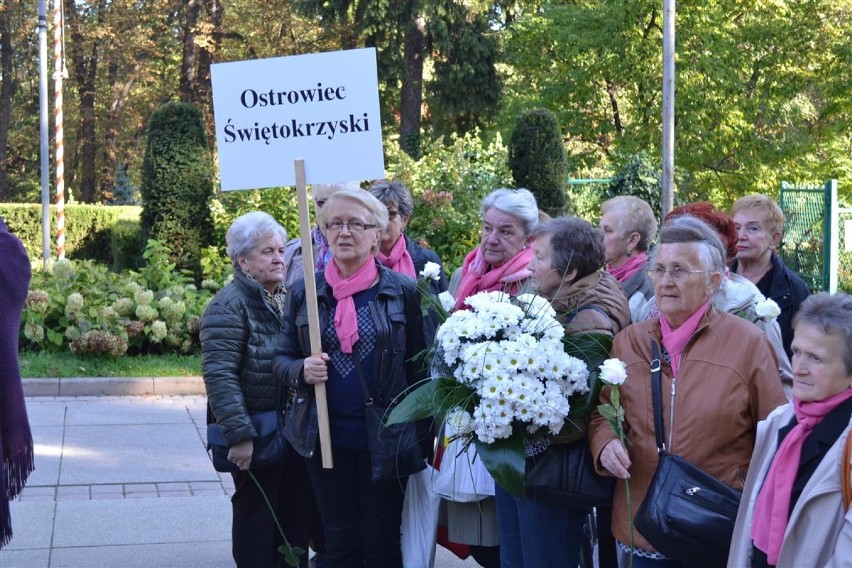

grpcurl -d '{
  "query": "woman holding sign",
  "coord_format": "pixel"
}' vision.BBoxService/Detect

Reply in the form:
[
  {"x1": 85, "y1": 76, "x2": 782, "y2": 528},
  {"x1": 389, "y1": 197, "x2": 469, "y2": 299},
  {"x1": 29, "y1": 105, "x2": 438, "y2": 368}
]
[{"x1": 274, "y1": 187, "x2": 429, "y2": 567}]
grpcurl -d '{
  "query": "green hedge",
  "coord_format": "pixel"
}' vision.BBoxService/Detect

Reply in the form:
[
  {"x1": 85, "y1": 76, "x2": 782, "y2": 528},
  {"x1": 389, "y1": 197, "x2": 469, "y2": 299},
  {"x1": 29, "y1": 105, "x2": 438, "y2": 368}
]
[{"x1": 0, "y1": 204, "x2": 142, "y2": 269}]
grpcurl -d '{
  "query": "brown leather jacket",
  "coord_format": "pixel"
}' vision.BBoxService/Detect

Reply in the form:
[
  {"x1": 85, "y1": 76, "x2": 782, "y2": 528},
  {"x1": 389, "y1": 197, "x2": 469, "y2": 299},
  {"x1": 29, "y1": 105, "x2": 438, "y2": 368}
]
[{"x1": 589, "y1": 306, "x2": 787, "y2": 553}]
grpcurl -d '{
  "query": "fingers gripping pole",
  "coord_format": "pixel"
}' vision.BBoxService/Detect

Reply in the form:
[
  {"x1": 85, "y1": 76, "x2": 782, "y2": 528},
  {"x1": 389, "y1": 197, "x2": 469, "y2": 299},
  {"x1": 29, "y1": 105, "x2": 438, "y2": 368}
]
[{"x1": 295, "y1": 160, "x2": 333, "y2": 468}]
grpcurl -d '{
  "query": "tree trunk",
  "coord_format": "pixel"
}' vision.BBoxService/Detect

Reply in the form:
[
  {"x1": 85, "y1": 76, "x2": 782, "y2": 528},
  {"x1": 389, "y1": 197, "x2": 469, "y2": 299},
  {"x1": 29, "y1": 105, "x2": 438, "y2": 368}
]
[
  {"x1": 196, "y1": 0, "x2": 221, "y2": 137},
  {"x1": 400, "y1": 13, "x2": 425, "y2": 159},
  {"x1": 180, "y1": 0, "x2": 201, "y2": 104},
  {"x1": 0, "y1": 2, "x2": 14, "y2": 200}
]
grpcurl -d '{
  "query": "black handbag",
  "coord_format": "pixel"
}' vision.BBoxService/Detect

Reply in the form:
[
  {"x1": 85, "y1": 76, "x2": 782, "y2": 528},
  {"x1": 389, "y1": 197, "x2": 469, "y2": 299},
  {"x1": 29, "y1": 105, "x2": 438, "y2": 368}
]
[
  {"x1": 633, "y1": 343, "x2": 742, "y2": 568},
  {"x1": 354, "y1": 343, "x2": 426, "y2": 483},
  {"x1": 525, "y1": 439, "x2": 615, "y2": 508},
  {"x1": 206, "y1": 409, "x2": 287, "y2": 473}
]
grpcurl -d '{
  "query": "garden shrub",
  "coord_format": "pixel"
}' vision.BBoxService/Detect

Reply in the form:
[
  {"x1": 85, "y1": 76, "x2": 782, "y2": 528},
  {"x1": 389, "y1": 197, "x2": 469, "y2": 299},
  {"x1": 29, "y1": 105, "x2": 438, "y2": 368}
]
[
  {"x1": 140, "y1": 102, "x2": 215, "y2": 280},
  {"x1": 605, "y1": 152, "x2": 664, "y2": 215},
  {"x1": 209, "y1": 187, "x2": 301, "y2": 253},
  {"x1": 385, "y1": 131, "x2": 514, "y2": 272},
  {"x1": 508, "y1": 108, "x2": 568, "y2": 217},
  {"x1": 21, "y1": 239, "x2": 223, "y2": 356},
  {"x1": 0, "y1": 204, "x2": 141, "y2": 266}
]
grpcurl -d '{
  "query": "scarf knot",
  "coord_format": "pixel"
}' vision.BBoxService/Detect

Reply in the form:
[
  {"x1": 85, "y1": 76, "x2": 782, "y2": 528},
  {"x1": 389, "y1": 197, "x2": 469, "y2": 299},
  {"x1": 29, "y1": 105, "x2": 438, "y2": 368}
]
[
  {"x1": 454, "y1": 246, "x2": 534, "y2": 311},
  {"x1": 607, "y1": 252, "x2": 648, "y2": 284},
  {"x1": 377, "y1": 235, "x2": 416, "y2": 278},
  {"x1": 324, "y1": 259, "x2": 379, "y2": 353}
]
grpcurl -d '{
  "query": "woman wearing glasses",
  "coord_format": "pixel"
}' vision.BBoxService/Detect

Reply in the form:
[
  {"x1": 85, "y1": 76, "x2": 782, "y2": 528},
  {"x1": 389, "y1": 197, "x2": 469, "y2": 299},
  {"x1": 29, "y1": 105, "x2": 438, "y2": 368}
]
[
  {"x1": 273, "y1": 188, "x2": 428, "y2": 567},
  {"x1": 589, "y1": 216, "x2": 786, "y2": 567}
]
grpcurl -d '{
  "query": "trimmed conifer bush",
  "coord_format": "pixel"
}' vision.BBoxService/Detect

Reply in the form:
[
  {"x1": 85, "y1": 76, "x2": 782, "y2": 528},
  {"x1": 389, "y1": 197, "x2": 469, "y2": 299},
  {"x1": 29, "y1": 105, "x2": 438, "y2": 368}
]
[
  {"x1": 139, "y1": 102, "x2": 215, "y2": 279},
  {"x1": 508, "y1": 108, "x2": 568, "y2": 217}
]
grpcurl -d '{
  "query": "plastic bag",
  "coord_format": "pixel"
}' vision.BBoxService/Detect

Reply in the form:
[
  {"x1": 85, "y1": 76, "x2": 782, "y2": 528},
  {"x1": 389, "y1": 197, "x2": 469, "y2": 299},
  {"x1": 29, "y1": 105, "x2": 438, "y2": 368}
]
[
  {"x1": 432, "y1": 438, "x2": 494, "y2": 502},
  {"x1": 401, "y1": 465, "x2": 440, "y2": 568}
]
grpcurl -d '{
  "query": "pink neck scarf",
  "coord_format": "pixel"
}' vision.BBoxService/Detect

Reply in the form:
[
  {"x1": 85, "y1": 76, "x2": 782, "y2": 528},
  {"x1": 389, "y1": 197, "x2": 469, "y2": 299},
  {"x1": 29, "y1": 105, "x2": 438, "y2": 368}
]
[
  {"x1": 607, "y1": 252, "x2": 648, "y2": 284},
  {"x1": 454, "y1": 246, "x2": 534, "y2": 311},
  {"x1": 324, "y1": 258, "x2": 379, "y2": 353},
  {"x1": 659, "y1": 300, "x2": 710, "y2": 377},
  {"x1": 751, "y1": 388, "x2": 852, "y2": 564},
  {"x1": 377, "y1": 235, "x2": 416, "y2": 279}
]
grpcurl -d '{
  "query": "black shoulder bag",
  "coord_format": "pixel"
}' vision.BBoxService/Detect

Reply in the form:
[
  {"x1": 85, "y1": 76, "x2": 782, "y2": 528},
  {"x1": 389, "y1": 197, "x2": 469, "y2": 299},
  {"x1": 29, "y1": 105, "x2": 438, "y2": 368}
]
[
  {"x1": 354, "y1": 343, "x2": 425, "y2": 483},
  {"x1": 633, "y1": 342, "x2": 741, "y2": 568}
]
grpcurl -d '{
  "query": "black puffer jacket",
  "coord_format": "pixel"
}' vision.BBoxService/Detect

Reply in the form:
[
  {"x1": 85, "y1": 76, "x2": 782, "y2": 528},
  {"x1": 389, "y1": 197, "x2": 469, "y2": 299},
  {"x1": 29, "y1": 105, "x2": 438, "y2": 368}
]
[
  {"x1": 200, "y1": 269, "x2": 283, "y2": 447},
  {"x1": 273, "y1": 261, "x2": 428, "y2": 459}
]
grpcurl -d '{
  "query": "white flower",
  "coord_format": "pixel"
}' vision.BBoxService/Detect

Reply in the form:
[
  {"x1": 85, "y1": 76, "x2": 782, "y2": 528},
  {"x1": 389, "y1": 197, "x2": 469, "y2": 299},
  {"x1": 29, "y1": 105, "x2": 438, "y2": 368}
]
[
  {"x1": 438, "y1": 291, "x2": 456, "y2": 312},
  {"x1": 754, "y1": 298, "x2": 781, "y2": 321},
  {"x1": 419, "y1": 262, "x2": 442, "y2": 281},
  {"x1": 446, "y1": 407, "x2": 474, "y2": 436},
  {"x1": 599, "y1": 358, "x2": 628, "y2": 386}
]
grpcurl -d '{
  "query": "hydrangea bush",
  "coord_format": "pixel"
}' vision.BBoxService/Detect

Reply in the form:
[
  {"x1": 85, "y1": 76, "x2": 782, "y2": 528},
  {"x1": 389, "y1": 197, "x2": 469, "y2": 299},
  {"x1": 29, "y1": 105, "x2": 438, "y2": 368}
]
[{"x1": 21, "y1": 239, "x2": 231, "y2": 357}]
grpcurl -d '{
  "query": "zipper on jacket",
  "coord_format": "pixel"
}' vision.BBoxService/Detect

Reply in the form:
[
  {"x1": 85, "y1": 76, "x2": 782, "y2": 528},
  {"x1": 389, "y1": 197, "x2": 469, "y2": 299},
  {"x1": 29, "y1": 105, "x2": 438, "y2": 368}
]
[{"x1": 669, "y1": 376, "x2": 677, "y2": 450}]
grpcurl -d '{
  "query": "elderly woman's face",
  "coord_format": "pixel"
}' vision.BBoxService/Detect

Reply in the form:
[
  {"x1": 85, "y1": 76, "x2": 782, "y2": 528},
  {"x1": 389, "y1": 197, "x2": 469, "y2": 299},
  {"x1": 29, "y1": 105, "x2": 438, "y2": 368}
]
[
  {"x1": 529, "y1": 234, "x2": 568, "y2": 298},
  {"x1": 652, "y1": 243, "x2": 719, "y2": 327},
  {"x1": 379, "y1": 200, "x2": 410, "y2": 251},
  {"x1": 323, "y1": 198, "x2": 380, "y2": 271},
  {"x1": 600, "y1": 211, "x2": 634, "y2": 267},
  {"x1": 480, "y1": 207, "x2": 529, "y2": 268},
  {"x1": 790, "y1": 323, "x2": 852, "y2": 403},
  {"x1": 238, "y1": 235, "x2": 286, "y2": 292}
]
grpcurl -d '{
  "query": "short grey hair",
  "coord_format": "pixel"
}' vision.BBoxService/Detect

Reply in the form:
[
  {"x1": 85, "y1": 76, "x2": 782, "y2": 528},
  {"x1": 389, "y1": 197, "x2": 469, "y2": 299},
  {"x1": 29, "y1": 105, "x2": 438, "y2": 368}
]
[
  {"x1": 320, "y1": 187, "x2": 389, "y2": 230},
  {"x1": 658, "y1": 215, "x2": 726, "y2": 275},
  {"x1": 368, "y1": 180, "x2": 414, "y2": 217},
  {"x1": 532, "y1": 216, "x2": 605, "y2": 280},
  {"x1": 793, "y1": 292, "x2": 852, "y2": 374},
  {"x1": 481, "y1": 188, "x2": 539, "y2": 236},
  {"x1": 600, "y1": 195, "x2": 658, "y2": 253},
  {"x1": 225, "y1": 211, "x2": 288, "y2": 268}
]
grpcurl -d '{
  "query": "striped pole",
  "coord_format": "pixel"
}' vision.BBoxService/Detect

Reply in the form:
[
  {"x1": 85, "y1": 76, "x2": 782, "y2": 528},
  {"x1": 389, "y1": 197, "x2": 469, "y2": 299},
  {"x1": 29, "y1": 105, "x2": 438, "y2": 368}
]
[{"x1": 53, "y1": 0, "x2": 65, "y2": 260}]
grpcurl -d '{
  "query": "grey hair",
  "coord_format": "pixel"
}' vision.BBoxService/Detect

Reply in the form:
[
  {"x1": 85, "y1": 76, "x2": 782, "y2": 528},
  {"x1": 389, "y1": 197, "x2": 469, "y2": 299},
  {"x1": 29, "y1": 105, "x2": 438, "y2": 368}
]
[
  {"x1": 600, "y1": 195, "x2": 658, "y2": 253},
  {"x1": 311, "y1": 181, "x2": 362, "y2": 197},
  {"x1": 225, "y1": 211, "x2": 288, "y2": 268},
  {"x1": 481, "y1": 188, "x2": 539, "y2": 236},
  {"x1": 658, "y1": 215, "x2": 727, "y2": 275},
  {"x1": 532, "y1": 216, "x2": 605, "y2": 280},
  {"x1": 793, "y1": 292, "x2": 852, "y2": 374},
  {"x1": 368, "y1": 180, "x2": 414, "y2": 217},
  {"x1": 320, "y1": 187, "x2": 390, "y2": 230}
]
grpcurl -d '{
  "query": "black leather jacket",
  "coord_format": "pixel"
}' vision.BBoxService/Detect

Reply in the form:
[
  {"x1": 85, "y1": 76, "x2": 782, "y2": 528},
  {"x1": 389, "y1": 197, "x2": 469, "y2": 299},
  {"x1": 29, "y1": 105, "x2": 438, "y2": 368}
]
[
  {"x1": 273, "y1": 261, "x2": 428, "y2": 458},
  {"x1": 200, "y1": 269, "x2": 283, "y2": 447}
]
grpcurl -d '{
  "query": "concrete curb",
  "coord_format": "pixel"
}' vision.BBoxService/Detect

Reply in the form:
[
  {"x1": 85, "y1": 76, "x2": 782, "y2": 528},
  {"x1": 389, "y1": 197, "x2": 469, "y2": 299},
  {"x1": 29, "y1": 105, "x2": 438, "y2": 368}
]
[{"x1": 22, "y1": 376, "x2": 206, "y2": 397}]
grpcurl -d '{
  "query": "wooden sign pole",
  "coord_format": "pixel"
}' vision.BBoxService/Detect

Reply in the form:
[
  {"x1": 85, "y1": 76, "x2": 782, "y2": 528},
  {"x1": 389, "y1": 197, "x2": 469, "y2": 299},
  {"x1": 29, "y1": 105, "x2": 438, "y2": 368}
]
[{"x1": 294, "y1": 159, "x2": 333, "y2": 468}]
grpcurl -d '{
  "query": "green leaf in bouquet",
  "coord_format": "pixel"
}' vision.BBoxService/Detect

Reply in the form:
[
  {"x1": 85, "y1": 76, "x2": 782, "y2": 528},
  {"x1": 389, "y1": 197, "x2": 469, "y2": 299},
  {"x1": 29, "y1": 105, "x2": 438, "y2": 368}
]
[
  {"x1": 564, "y1": 332, "x2": 614, "y2": 419},
  {"x1": 474, "y1": 431, "x2": 526, "y2": 497},
  {"x1": 386, "y1": 379, "x2": 442, "y2": 424}
]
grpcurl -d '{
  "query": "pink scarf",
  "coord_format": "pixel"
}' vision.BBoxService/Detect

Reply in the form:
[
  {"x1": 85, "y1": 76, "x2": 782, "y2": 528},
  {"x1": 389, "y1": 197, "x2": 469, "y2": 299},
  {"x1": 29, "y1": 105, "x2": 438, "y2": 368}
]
[
  {"x1": 454, "y1": 246, "x2": 534, "y2": 311},
  {"x1": 659, "y1": 300, "x2": 710, "y2": 377},
  {"x1": 751, "y1": 388, "x2": 852, "y2": 564},
  {"x1": 607, "y1": 252, "x2": 648, "y2": 284},
  {"x1": 324, "y1": 258, "x2": 379, "y2": 353},
  {"x1": 377, "y1": 235, "x2": 416, "y2": 278}
]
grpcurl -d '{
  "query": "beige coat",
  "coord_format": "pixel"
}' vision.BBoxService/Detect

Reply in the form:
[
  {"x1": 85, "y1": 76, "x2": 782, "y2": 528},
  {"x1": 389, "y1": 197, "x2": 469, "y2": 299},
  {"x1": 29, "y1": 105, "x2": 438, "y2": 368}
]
[{"x1": 728, "y1": 404, "x2": 852, "y2": 567}]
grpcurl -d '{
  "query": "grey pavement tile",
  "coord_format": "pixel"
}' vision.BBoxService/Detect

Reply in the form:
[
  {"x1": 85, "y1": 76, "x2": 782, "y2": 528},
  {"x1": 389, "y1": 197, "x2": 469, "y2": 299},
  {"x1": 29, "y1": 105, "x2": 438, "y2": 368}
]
[
  {"x1": 156, "y1": 482, "x2": 190, "y2": 493},
  {"x1": 51, "y1": 496, "x2": 231, "y2": 547},
  {"x1": 0, "y1": 547, "x2": 51, "y2": 568},
  {"x1": 18, "y1": 486, "x2": 56, "y2": 502},
  {"x1": 49, "y1": 541, "x2": 233, "y2": 568},
  {"x1": 56, "y1": 486, "x2": 90, "y2": 501},
  {"x1": 25, "y1": 427, "x2": 64, "y2": 487},
  {"x1": 62, "y1": 398, "x2": 195, "y2": 426},
  {"x1": 58, "y1": 423, "x2": 219, "y2": 485},
  {"x1": 2, "y1": 500, "x2": 56, "y2": 550},
  {"x1": 90, "y1": 484, "x2": 124, "y2": 496},
  {"x1": 23, "y1": 400, "x2": 68, "y2": 427}
]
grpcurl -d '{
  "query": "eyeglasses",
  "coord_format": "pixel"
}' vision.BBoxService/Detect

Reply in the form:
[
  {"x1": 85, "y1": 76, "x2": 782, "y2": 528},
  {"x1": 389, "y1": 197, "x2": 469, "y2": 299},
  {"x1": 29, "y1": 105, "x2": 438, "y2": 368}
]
[
  {"x1": 387, "y1": 210, "x2": 399, "y2": 221},
  {"x1": 647, "y1": 266, "x2": 709, "y2": 282},
  {"x1": 325, "y1": 220, "x2": 377, "y2": 233}
]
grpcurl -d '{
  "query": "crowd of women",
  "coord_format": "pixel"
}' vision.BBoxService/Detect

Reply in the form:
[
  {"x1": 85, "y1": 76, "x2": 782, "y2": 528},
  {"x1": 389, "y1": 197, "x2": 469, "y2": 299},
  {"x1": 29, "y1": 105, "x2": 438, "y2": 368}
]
[{"x1": 199, "y1": 180, "x2": 850, "y2": 568}]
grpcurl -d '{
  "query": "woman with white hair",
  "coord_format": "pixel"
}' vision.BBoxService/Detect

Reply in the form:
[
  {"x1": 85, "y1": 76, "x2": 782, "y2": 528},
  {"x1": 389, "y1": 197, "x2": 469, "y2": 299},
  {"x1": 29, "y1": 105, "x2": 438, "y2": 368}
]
[
  {"x1": 200, "y1": 211, "x2": 311, "y2": 567},
  {"x1": 274, "y1": 188, "x2": 429, "y2": 566}
]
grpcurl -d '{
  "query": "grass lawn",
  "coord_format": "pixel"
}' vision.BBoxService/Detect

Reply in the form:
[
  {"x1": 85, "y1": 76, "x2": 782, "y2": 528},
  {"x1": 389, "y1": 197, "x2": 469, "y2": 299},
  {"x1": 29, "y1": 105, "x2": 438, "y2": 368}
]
[{"x1": 19, "y1": 351, "x2": 201, "y2": 378}]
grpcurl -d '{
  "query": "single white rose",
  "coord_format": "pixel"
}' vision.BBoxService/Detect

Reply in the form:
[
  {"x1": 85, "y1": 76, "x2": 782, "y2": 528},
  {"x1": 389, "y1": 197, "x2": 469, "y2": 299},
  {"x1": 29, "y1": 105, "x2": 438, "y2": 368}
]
[
  {"x1": 598, "y1": 358, "x2": 628, "y2": 386},
  {"x1": 438, "y1": 291, "x2": 456, "y2": 312},
  {"x1": 420, "y1": 261, "x2": 442, "y2": 281},
  {"x1": 754, "y1": 298, "x2": 781, "y2": 321}
]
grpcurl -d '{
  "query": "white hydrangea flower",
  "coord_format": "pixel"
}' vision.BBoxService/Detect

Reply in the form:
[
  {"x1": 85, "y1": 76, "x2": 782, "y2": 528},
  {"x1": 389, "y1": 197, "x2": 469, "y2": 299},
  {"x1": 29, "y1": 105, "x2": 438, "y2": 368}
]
[{"x1": 150, "y1": 320, "x2": 168, "y2": 343}]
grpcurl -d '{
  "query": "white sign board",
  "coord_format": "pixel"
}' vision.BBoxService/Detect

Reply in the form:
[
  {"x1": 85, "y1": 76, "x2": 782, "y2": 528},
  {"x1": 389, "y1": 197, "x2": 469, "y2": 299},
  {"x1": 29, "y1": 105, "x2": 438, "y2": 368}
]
[{"x1": 211, "y1": 48, "x2": 385, "y2": 190}]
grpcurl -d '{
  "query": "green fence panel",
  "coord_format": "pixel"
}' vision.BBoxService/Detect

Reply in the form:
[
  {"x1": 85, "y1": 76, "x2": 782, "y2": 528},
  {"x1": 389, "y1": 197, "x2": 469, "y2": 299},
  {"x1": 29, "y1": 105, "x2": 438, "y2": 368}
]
[{"x1": 779, "y1": 180, "x2": 834, "y2": 293}]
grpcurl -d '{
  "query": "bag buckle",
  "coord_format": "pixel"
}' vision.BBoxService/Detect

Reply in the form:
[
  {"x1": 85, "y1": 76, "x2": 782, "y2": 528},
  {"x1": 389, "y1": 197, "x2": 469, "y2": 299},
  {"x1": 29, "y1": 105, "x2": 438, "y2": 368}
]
[
  {"x1": 685, "y1": 486, "x2": 701, "y2": 496},
  {"x1": 650, "y1": 358, "x2": 661, "y2": 373}
]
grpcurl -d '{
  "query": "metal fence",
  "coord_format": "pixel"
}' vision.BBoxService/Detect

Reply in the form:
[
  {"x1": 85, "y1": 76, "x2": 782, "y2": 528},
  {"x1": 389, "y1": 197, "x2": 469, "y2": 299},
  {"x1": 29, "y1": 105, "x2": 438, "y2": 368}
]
[{"x1": 779, "y1": 180, "x2": 839, "y2": 293}]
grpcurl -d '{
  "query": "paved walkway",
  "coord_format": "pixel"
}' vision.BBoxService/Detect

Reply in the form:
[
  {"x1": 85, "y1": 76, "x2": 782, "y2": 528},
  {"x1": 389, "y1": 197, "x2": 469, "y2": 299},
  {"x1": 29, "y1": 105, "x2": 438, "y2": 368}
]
[{"x1": 0, "y1": 379, "x2": 477, "y2": 568}]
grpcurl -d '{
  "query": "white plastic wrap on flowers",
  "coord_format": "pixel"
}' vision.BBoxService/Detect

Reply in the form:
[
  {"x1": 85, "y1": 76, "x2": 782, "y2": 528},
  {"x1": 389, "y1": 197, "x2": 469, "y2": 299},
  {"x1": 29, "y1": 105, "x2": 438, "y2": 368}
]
[{"x1": 435, "y1": 291, "x2": 589, "y2": 444}]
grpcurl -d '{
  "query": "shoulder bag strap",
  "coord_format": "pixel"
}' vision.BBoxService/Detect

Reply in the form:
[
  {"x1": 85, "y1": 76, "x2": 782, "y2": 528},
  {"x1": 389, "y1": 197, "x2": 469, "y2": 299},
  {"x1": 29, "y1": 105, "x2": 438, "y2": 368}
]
[
  {"x1": 351, "y1": 342, "x2": 373, "y2": 408},
  {"x1": 650, "y1": 341, "x2": 666, "y2": 454},
  {"x1": 842, "y1": 430, "x2": 852, "y2": 510}
]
